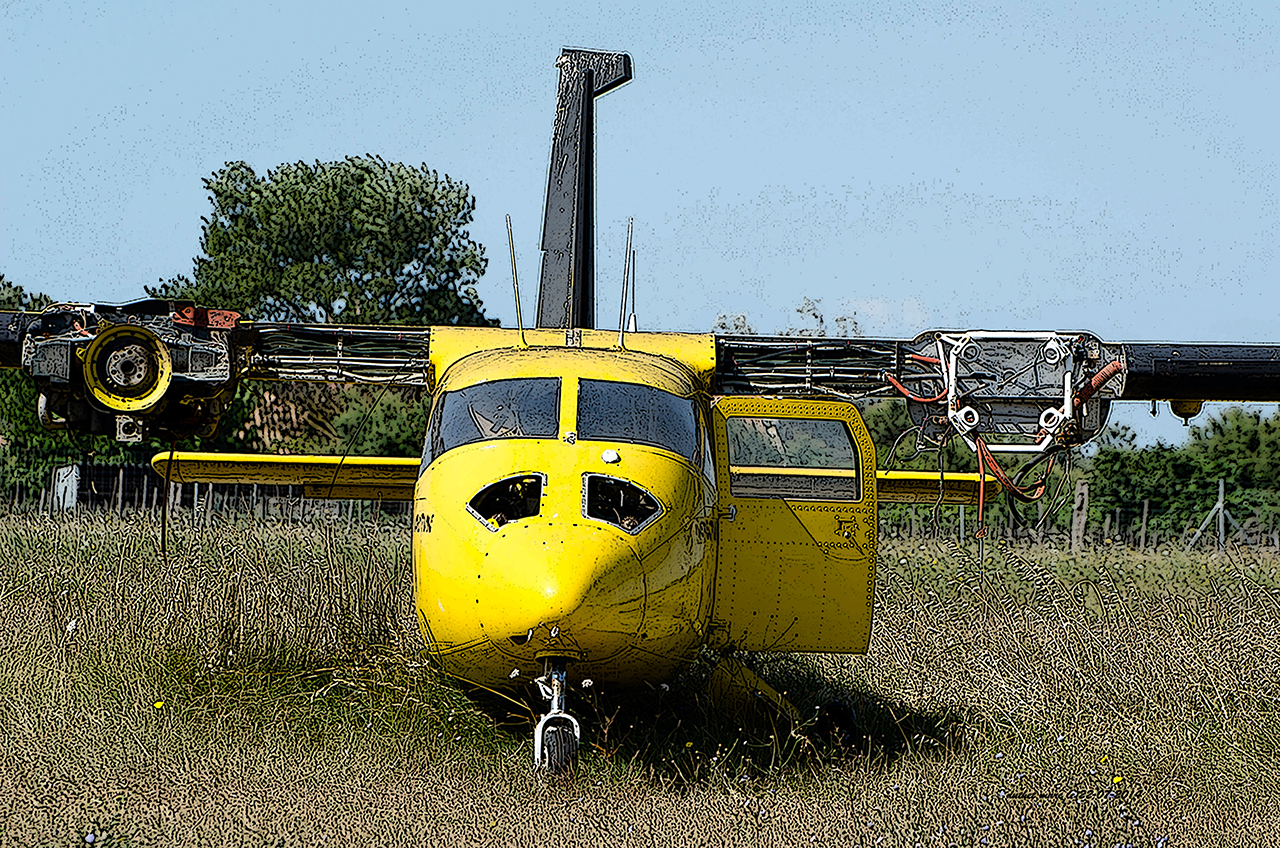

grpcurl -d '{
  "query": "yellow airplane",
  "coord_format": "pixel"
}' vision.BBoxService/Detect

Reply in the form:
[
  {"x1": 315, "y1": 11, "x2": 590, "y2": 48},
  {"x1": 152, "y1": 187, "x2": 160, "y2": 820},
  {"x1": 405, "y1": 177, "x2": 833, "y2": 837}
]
[
  {"x1": 145, "y1": 325, "x2": 990, "y2": 770},
  {"x1": 5, "y1": 49, "x2": 1280, "y2": 772}
]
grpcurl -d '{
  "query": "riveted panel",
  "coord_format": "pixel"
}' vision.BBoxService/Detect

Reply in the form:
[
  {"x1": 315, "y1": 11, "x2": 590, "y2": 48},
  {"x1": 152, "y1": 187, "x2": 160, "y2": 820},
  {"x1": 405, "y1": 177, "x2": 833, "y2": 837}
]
[{"x1": 710, "y1": 397, "x2": 876, "y2": 653}]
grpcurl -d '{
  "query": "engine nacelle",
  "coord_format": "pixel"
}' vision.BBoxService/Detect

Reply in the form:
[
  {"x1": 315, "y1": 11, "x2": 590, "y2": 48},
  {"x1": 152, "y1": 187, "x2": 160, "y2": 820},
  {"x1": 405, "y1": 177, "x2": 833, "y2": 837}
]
[{"x1": 21, "y1": 300, "x2": 239, "y2": 442}]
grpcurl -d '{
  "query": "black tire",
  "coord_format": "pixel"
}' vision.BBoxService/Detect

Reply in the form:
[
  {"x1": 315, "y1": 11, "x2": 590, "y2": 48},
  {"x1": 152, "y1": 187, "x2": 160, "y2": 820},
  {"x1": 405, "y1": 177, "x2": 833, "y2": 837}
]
[{"x1": 541, "y1": 721, "x2": 579, "y2": 774}]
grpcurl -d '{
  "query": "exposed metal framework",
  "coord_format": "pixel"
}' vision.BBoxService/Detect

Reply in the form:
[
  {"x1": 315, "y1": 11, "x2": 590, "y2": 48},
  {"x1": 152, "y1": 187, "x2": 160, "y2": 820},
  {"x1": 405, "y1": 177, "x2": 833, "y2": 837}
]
[
  {"x1": 237, "y1": 322, "x2": 431, "y2": 386},
  {"x1": 716, "y1": 332, "x2": 1280, "y2": 453}
]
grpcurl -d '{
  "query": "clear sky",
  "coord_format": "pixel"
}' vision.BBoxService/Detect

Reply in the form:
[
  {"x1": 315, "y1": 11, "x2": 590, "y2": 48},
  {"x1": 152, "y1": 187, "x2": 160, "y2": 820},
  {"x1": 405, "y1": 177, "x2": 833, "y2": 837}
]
[{"x1": 3, "y1": 1, "x2": 1277, "y2": 444}]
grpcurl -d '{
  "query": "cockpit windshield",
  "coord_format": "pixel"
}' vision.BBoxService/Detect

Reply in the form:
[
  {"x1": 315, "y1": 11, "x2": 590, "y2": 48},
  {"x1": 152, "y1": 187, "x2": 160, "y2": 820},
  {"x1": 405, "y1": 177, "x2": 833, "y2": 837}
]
[
  {"x1": 428, "y1": 377, "x2": 561, "y2": 461},
  {"x1": 577, "y1": 379, "x2": 698, "y2": 461}
]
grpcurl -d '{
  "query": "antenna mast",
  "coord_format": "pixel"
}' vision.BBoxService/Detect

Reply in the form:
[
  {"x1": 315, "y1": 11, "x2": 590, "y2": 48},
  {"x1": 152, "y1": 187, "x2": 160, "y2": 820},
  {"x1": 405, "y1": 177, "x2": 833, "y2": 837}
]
[
  {"x1": 507, "y1": 215, "x2": 527, "y2": 347},
  {"x1": 617, "y1": 217, "x2": 633, "y2": 347}
]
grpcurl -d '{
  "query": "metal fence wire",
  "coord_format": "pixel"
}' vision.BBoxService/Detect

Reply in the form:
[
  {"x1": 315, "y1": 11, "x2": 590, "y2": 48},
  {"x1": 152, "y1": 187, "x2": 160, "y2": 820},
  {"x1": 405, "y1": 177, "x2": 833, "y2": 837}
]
[{"x1": 5, "y1": 462, "x2": 408, "y2": 523}]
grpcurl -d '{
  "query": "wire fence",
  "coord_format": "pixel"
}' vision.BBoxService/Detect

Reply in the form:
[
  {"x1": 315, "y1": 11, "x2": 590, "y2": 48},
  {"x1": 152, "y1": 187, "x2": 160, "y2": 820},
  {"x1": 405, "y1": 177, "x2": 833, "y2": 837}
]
[
  {"x1": 5, "y1": 464, "x2": 1276, "y2": 552},
  {"x1": 876, "y1": 478, "x2": 1280, "y2": 552},
  {"x1": 2, "y1": 462, "x2": 409, "y2": 525}
]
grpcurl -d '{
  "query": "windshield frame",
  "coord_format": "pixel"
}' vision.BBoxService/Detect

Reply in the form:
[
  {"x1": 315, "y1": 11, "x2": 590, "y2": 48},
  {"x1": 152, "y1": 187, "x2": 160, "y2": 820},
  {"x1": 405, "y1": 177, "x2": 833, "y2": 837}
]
[
  {"x1": 576, "y1": 378, "x2": 699, "y2": 462},
  {"x1": 423, "y1": 376, "x2": 562, "y2": 466}
]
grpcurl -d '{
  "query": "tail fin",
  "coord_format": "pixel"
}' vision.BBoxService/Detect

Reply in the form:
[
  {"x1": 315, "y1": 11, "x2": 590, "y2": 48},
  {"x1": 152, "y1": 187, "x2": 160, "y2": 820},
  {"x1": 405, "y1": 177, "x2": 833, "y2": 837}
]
[{"x1": 535, "y1": 49, "x2": 632, "y2": 330}]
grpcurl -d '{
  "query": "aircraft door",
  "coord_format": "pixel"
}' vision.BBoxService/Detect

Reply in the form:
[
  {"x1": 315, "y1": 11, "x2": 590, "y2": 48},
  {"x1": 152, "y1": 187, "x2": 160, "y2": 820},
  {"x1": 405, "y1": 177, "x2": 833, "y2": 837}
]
[{"x1": 711, "y1": 397, "x2": 877, "y2": 653}]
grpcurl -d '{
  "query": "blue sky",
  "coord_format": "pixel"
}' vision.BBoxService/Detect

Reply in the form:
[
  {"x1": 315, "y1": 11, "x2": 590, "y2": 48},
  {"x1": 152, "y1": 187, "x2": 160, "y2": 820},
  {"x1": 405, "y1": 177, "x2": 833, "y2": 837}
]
[{"x1": 3, "y1": 1, "x2": 1277, "y2": 443}]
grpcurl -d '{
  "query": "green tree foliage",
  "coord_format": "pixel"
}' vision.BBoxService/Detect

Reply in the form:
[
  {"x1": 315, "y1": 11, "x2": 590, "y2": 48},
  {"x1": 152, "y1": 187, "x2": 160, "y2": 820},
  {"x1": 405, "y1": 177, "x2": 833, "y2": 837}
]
[
  {"x1": 149, "y1": 156, "x2": 493, "y2": 326},
  {"x1": 148, "y1": 156, "x2": 498, "y2": 457},
  {"x1": 316, "y1": 387, "x2": 431, "y2": 457},
  {"x1": 858, "y1": 399, "x2": 976, "y2": 473},
  {"x1": 0, "y1": 274, "x2": 51, "y2": 312},
  {"x1": 1, "y1": 276, "x2": 49, "y2": 486},
  {"x1": 1088, "y1": 409, "x2": 1280, "y2": 537},
  {"x1": 208, "y1": 383, "x2": 430, "y2": 458}
]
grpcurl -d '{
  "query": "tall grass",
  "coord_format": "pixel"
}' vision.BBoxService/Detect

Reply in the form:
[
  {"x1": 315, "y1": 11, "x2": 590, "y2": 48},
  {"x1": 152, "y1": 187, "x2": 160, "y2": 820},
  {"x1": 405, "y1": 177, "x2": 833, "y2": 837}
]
[{"x1": 2, "y1": 511, "x2": 1279, "y2": 845}]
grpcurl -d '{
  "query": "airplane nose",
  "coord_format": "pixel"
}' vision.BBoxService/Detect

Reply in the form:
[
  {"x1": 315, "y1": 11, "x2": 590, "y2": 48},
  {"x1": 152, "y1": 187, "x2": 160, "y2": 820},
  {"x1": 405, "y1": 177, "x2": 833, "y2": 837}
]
[{"x1": 473, "y1": 520, "x2": 645, "y2": 641}]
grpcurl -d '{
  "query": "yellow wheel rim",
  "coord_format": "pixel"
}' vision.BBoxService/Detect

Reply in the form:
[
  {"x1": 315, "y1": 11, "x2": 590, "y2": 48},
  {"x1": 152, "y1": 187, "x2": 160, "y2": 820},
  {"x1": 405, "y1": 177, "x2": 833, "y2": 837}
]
[{"x1": 82, "y1": 324, "x2": 173, "y2": 412}]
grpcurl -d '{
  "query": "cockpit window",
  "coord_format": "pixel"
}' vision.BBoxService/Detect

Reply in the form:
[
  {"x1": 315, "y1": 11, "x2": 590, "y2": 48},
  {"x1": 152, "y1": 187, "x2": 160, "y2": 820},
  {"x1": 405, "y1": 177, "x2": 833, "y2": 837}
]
[
  {"x1": 428, "y1": 377, "x2": 560, "y2": 461},
  {"x1": 577, "y1": 379, "x2": 698, "y2": 461},
  {"x1": 725, "y1": 416, "x2": 861, "y2": 500}
]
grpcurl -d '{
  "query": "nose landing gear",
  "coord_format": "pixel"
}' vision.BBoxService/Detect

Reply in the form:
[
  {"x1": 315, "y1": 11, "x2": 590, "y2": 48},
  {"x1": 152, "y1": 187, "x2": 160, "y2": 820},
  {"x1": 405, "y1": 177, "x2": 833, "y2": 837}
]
[{"x1": 533, "y1": 657, "x2": 580, "y2": 774}]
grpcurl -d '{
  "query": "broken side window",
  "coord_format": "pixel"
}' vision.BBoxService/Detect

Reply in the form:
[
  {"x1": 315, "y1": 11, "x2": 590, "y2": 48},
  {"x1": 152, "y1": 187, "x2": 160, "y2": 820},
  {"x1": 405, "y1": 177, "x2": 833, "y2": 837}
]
[
  {"x1": 582, "y1": 474, "x2": 662, "y2": 534},
  {"x1": 467, "y1": 473, "x2": 546, "y2": 531}
]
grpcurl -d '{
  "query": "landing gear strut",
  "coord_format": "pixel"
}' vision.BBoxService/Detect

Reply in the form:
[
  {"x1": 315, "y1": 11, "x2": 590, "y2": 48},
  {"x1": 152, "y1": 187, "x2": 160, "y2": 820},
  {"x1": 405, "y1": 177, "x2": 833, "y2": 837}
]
[{"x1": 533, "y1": 657, "x2": 580, "y2": 773}]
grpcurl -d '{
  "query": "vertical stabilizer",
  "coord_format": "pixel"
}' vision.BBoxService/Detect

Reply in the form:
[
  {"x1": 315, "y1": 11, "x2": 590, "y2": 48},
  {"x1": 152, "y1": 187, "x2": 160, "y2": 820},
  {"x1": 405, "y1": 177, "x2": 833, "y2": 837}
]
[{"x1": 535, "y1": 49, "x2": 632, "y2": 330}]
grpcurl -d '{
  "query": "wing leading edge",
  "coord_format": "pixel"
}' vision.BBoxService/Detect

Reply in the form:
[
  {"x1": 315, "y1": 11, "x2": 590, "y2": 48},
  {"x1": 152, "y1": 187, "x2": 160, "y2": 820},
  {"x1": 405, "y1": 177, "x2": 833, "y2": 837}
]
[
  {"x1": 150, "y1": 452, "x2": 419, "y2": 500},
  {"x1": 151, "y1": 451, "x2": 992, "y2": 505}
]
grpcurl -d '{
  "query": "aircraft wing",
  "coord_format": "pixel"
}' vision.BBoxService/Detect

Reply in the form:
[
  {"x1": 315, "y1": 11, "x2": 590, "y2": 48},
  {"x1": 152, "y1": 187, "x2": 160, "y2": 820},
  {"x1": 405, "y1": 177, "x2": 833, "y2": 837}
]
[
  {"x1": 0, "y1": 300, "x2": 431, "y2": 442},
  {"x1": 149, "y1": 451, "x2": 989, "y2": 505},
  {"x1": 151, "y1": 451, "x2": 418, "y2": 500},
  {"x1": 715, "y1": 332, "x2": 1280, "y2": 454},
  {"x1": 875, "y1": 470, "x2": 999, "y2": 505},
  {"x1": 7, "y1": 299, "x2": 1280, "y2": 457}
]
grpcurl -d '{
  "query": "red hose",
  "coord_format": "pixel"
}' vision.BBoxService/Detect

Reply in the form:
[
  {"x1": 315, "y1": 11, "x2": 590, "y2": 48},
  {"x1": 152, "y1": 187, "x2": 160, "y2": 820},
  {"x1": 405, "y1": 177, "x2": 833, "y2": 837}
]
[
  {"x1": 883, "y1": 371, "x2": 948, "y2": 404},
  {"x1": 1075, "y1": 360, "x2": 1125, "y2": 405}
]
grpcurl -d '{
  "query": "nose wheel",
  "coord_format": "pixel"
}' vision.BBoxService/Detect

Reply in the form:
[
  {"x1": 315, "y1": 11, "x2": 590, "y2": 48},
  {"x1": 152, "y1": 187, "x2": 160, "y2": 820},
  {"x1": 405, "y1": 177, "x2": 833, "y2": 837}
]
[{"x1": 533, "y1": 657, "x2": 580, "y2": 774}]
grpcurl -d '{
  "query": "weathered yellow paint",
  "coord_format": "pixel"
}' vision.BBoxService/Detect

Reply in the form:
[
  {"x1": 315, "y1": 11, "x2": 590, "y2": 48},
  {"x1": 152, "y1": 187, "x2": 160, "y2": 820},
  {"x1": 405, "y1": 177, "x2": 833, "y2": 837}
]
[
  {"x1": 706, "y1": 654, "x2": 801, "y2": 723},
  {"x1": 414, "y1": 344, "x2": 715, "y2": 687},
  {"x1": 875, "y1": 470, "x2": 1002, "y2": 505},
  {"x1": 152, "y1": 453, "x2": 993, "y2": 504},
  {"x1": 84, "y1": 324, "x2": 173, "y2": 412},
  {"x1": 151, "y1": 452, "x2": 418, "y2": 499},
  {"x1": 427, "y1": 326, "x2": 717, "y2": 392},
  {"x1": 710, "y1": 396, "x2": 878, "y2": 654}
]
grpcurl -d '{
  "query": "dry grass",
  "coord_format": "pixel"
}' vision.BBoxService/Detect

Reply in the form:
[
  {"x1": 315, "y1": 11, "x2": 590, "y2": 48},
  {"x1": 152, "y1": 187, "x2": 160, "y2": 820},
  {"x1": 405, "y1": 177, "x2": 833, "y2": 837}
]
[{"x1": 2, "y1": 511, "x2": 1279, "y2": 846}]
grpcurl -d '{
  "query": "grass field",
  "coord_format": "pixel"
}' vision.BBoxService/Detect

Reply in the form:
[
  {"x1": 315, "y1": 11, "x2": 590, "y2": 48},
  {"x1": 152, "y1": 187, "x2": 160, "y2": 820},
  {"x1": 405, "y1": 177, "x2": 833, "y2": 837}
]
[{"x1": 2, "y1": 511, "x2": 1278, "y2": 846}]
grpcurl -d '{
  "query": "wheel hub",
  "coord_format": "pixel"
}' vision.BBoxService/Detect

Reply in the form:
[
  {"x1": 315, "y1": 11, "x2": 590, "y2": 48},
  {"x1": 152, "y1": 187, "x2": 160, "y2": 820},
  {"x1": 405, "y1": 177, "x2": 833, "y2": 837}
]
[{"x1": 105, "y1": 344, "x2": 153, "y2": 389}]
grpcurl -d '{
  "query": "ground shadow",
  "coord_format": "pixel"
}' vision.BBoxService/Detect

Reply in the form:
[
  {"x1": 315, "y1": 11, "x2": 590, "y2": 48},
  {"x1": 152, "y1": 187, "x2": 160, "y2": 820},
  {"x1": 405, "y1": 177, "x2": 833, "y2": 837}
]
[
  {"x1": 149, "y1": 640, "x2": 971, "y2": 786},
  {"x1": 463, "y1": 650, "x2": 972, "y2": 785}
]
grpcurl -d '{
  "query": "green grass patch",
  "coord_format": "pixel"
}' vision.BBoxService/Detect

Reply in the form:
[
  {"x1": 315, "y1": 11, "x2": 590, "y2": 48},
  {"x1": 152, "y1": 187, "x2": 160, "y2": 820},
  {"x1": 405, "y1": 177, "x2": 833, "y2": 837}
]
[{"x1": 3, "y1": 512, "x2": 1279, "y2": 845}]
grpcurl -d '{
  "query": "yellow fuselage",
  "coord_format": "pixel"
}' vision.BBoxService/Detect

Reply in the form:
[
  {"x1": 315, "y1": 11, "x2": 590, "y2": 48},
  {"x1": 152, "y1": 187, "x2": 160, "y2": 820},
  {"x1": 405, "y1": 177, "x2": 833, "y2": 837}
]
[{"x1": 414, "y1": 335, "x2": 718, "y2": 688}]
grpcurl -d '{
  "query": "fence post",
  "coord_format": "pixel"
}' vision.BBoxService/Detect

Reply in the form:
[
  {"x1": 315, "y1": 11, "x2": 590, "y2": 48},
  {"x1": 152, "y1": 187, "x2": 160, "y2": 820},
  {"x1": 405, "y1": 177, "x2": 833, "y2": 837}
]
[
  {"x1": 1071, "y1": 479, "x2": 1089, "y2": 552},
  {"x1": 1217, "y1": 478, "x2": 1226, "y2": 551},
  {"x1": 959, "y1": 505, "x2": 965, "y2": 540},
  {"x1": 1140, "y1": 499, "x2": 1149, "y2": 551}
]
